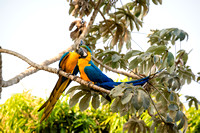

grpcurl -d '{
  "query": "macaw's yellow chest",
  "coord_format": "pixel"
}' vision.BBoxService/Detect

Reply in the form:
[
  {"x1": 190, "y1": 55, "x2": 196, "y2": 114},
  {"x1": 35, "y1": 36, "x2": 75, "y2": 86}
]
[{"x1": 78, "y1": 53, "x2": 92, "y2": 82}]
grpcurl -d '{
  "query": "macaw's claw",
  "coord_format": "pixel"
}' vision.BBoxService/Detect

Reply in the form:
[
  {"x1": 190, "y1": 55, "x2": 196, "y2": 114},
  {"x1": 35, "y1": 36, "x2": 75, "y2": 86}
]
[
  {"x1": 87, "y1": 81, "x2": 93, "y2": 87},
  {"x1": 72, "y1": 75, "x2": 79, "y2": 81}
]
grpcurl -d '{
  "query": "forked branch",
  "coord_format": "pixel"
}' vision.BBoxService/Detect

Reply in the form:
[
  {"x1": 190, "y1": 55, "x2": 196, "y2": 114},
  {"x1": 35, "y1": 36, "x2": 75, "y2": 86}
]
[{"x1": 0, "y1": 48, "x2": 110, "y2": 94}]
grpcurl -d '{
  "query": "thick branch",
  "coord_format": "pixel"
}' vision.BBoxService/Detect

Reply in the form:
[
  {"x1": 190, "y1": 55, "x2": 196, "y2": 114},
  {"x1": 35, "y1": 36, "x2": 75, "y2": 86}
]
[
  {"x1": 0, "y1": 48, "x2": 110, "y2": 94},
  {"x1": 92, "y1": 56, "x2": 141, "y2": 79},
  {"x1": 2, "y1": 46, "x2": 73, "y2": 87}
]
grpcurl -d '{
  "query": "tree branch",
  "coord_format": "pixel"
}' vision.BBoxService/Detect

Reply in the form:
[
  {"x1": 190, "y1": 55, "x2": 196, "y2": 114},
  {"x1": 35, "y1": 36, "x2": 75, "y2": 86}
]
[
  {"x1": 0, "y1": 48, "x2": 110, "y2": 94},
  {"x1": 147, "y1": 91, "x2": 167, "y2": 124},
  {"x1": 92, "y1": 56, "x2": 141, "y2": 79},
  {"x1": 2, "y1": 46, "x2": 73, "y2": 87},
  {"x1": 74, "y1": 0, "x2": 103, "y2": 49}
]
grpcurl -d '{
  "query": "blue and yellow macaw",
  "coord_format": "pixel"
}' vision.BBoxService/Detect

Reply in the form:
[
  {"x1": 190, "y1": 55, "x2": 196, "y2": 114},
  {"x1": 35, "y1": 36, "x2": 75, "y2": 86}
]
[
  {"x1": 77, "y1": 45, "x2": 150, "y2": 90},
  {"x1": 38, "y1": 50, "x2": 80, "y2": 122}
]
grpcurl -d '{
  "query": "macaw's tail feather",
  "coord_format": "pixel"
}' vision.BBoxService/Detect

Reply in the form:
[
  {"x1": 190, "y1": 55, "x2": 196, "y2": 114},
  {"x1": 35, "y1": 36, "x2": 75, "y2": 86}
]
[
  {"x1": 38, "y1": 76, "x2": 71, "y2": 122},
  {"x1": 95, "y1": 76, "x2": 150, "y2": 90}
]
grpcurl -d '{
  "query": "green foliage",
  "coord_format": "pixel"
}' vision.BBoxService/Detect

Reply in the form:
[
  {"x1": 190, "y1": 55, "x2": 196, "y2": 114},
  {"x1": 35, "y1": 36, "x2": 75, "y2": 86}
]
[
  {"x1": 95, "y1": 48, "x2": 128, "y2": 70},
  {"x1": 185, "y1": 95, "x2": 200, "y2": 110},
  {"x1": 0, "y1": 91, "x2": 128, "y2": 132},
  {"x1": 148, "y1": 28, "x2": 188, "y2": 45},
  {"x1": 0, "y1": 91, "x2": 43, "y2": 132},
  {"x1": 66, "y1": 0, "x2": 198, "y2": 132},
  {"x1": 186, "y1": 105, "x2": 200, "y2": 133}
]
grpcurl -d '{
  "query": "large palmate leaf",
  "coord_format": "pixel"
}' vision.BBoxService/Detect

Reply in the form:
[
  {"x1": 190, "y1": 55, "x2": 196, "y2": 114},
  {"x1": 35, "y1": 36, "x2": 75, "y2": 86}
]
[{"x1": 148, "y1": 28, "x2": 188, "y2": 45}]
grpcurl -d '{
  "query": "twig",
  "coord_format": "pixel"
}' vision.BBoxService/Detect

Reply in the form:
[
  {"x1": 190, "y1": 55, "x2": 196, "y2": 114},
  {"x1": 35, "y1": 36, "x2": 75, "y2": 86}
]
[
  {"x1": 147, "y1": 91, "x2": 167, "y2": 124},
  {"x1": 148, "y1": 82, "x2": 170, "y2": 105},
  {"x1": 92, "y1": 56, "x2": 141, "y2": 79},
  {"x1": 0, "y1": 48, "x2": 110, "y2": 94}
]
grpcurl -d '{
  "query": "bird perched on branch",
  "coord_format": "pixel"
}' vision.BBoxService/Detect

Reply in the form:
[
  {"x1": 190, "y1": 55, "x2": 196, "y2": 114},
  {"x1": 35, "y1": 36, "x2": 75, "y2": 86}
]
[
  {"x1": 77, "y1": 45, "x2": 150, "y2": 90},
  {"x1": 38, "y1": 48, "x2": 82, "y2": 122}
]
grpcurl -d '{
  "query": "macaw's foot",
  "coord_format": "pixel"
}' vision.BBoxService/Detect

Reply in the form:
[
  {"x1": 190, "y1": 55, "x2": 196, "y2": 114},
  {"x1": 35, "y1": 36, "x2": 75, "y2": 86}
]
[
  {"x1": 72, "y1": 75, "x2": 79, "y2": 80},
  {"x1": 57, "y1": 68, "x2": 62, "y2": 75},
  {"x1": 87, "y1": 81, "x2": 93, "y2": 87}
]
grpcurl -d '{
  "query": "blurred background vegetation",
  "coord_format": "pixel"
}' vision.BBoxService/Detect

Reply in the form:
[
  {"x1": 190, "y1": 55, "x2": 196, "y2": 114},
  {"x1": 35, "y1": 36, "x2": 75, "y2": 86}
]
[{"x1": 0, "y1": 91, "x2": 199, "y2": 133}]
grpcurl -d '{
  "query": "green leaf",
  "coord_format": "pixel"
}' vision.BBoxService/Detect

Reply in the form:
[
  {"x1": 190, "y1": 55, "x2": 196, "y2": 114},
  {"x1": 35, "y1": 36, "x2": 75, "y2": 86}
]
[
  {"x1": 66, "y1": 86, "x2": 79, "y2": 94},
  {"x1": 168, "y1": 104, "x2": 178, "y2": 111},
  {"x1": 188, "y1": 99, "x2": 193, "y2": 108},
  {"x1": 177, "y1": 117, "x2": 185, "y2": 130},
  {"x1": 111, "y1": 62, "x2": 120, "y2": 69},
  {"x1": 169, "y1": 92, "x2": 174, "y2": 101},
  {"x1": 124, "y1": 50, "x2": 141, "y2": 59},
  {"x1": 79, "y1": 93, "x2": 92, "y2": 111},
  {"x1": 132, "y1": 92, "x2": 143, "y2": 110},
  {"x1": 112, "y1": 54, "x2": 121, "y2": 62},
  {"x1": 111, "y1": 97, "x2": 120, "y2": 112},
  {"x1": 121, "y1": 90, "x2": 133, "y2": 105},
  {"x1": 146, "y1": 45, "x2": 167, "y2": 55},
  {"x1": 166, "y1": 114, "x2": 173, "y2": 123},
  {"x1": 103, "y1": 56, "x2": 112, "y2": 64},
  {"x1": 141, "y1": 91, "x2": 150, "y2": 110},
  {"x1": 110, "y1": 84, "x2": 126, "y2": 97},
  {"x1": 182, "y1": 52, "x2": 188, "y2": 65},
  {"x1": 153, "y1": 55, "x2": 160, "y2": 63},
  {"x1": 91, "y1": 95, "x2": 100, "y2": 110},
  {"x1": 129, "y1": 58, "x2": 139, "y2": 69},
  {"x1": 69, "y1": 91, "x2": 86, "y2": 107},
  {"x1": 167, "y1": 52, "x2": 174, "y2": 67},
  {"x1": 175, "y1": 110, "x2": 183, "y2": 122},
  {"x1": 195, "y1": 101, "x2": 199, "y2": 110}
]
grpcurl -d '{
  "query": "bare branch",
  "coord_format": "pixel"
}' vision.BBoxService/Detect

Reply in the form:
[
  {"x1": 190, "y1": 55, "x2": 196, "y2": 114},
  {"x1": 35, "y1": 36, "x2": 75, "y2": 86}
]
[
  {"x1": 2, "y1": 46, "x2": 73, "y2": 87},
  {"x1": 92, "y1": 56, "x2": 141, "y2": 79},
  {"x1": 0, "y1": 48, "x2": 110, "y2": 94}
]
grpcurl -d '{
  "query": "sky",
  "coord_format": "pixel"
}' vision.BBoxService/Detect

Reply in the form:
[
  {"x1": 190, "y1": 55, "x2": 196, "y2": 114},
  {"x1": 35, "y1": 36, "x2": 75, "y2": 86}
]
[{"x1": 0, "y1": 0, "x2": 200, "y2": 106}]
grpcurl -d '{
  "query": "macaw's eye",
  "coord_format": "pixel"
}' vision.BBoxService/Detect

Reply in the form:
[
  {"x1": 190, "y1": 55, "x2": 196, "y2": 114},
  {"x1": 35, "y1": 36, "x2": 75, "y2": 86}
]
[
  {"x1": 77, "y1": 47, "x2": 88, "y2": 58},
  {"x1": 82, "y1": 47, "x2": 88, "y2": 54}
]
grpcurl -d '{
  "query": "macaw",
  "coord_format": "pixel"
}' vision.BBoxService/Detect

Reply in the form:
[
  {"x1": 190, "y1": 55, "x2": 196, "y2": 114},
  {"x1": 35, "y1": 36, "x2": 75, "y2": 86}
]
[
  {"x1": 77, "y1": 45, "x2": 150, "y2": 90},
  {"x1": 38, "y1": 50, "x2": 80, "y2": 122}
]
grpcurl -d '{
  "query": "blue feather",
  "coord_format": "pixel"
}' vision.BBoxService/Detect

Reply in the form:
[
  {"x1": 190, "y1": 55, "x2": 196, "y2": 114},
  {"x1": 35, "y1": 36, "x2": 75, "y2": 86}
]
[
  {"x1": 95, "y1": 76, "x2": 150, "y2": 90},
  {"x1": 59, "y1": 52, "x2": 69, "y2": 67},
  {"x1": 84, "y1": 61, "x2": 113, "y2": 83}
]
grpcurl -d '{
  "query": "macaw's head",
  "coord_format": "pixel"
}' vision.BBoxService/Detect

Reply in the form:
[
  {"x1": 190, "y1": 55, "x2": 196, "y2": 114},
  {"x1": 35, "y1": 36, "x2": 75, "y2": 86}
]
[{"x1": 77, "y1": 45, "x2": 92, "y2": 58}]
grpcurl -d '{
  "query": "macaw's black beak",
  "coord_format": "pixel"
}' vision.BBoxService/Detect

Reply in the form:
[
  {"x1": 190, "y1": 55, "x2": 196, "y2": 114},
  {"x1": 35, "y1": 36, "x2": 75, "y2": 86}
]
[{"x1": 76, "y1": 47, "x2": 88, "y2": 58}]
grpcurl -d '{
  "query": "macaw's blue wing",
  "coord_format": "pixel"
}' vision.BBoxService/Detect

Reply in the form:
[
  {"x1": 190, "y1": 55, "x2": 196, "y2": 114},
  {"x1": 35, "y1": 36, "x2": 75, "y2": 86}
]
[
  {"x1": 59, "y1": 52, "x2": 70, "y2": 66},
  {"x1": 95, "y1": 76, "x2": 150, "y2": 90},
  {"x1": 84, "y1": 61, "x2": 113, "y2": 83}
]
